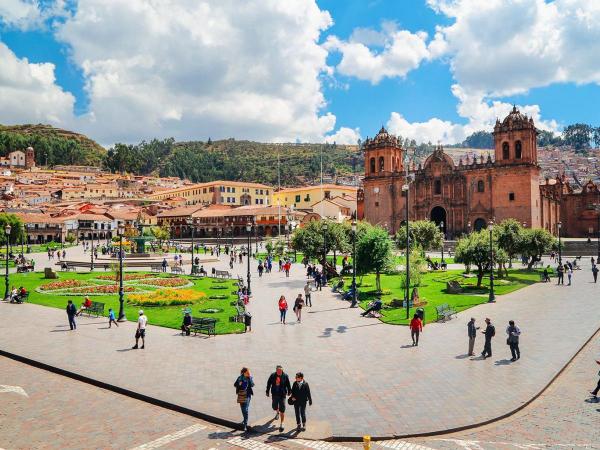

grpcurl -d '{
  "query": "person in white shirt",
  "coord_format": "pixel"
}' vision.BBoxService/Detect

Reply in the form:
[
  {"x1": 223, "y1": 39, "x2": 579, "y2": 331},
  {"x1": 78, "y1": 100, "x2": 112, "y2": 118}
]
[{"x1": 132, "y1": 310, "x2": 148, "y2": 349}]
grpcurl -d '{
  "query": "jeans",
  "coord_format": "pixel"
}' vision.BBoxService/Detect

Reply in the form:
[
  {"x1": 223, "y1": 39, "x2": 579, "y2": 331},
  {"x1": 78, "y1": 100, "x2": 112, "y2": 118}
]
[
  {"x1": 509, "y1": 342, "x2": 520, "y2": 359},
  {"x1": 305, "y1": 294, "x2": 312, "y2": 307},
  {"x1": 483, "y1": 338, "x2": 492, "y2": 357},
  {"x1": 294, "y1": 402, "x2": 307, "y2": 426},
  {"x1": 68, "y1": 314, "x2": 76, "y2": 330},
  {"x1": 280, "y1": 310, "x2": 286, "y2": 323},
  {"x1": 240, "y1": 397, "x2": 251, "y2": 426},
  {"x1": 411, "y1": 329, "x2": 420, "y2": 345}
]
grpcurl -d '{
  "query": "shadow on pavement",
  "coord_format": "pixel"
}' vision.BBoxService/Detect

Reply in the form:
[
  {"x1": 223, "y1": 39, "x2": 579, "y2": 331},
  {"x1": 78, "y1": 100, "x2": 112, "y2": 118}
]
[
  {"x1": 455, "y1": 354, "x2": 471, "y2": 359},
  {"x1": 495, "y1": 359, "x2": 513, "y2": 365}
]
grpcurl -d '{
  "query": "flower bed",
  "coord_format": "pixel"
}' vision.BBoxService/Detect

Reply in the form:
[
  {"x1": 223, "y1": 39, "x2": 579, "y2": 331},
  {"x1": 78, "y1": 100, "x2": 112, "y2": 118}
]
[
  {"x1": 96, "y1": 274, "x2": 154, "y2": 281},
  {"x1": 127, "y1": 289, "x2": 206, "y2": 307},
  {"x1": 139, "y1": 277, "x2": 189, "y2": 288},
  {"x1": 61, "y1": 285, "x2": 137, "y2": 295},
  {"x1": 39, "y1": 280, "x2": 93, "y2": 291}
]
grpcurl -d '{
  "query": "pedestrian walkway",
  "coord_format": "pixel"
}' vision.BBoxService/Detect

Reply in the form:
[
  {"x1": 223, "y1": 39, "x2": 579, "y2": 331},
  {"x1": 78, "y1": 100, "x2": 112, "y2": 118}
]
[{"x1": 0, "y1": 253, "x2": 599, "y2": 439}]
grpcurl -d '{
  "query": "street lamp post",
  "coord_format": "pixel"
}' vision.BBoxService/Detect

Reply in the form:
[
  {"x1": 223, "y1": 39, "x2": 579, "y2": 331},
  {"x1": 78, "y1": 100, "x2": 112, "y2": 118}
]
[
  {"x1": 90, "y1": 232, "x2": 95, "y2": 272},
  {"x1": 557, "y1": 221, "x2": 562, "y2": 265},
  {"x1": 290, "y1": 221, "x2": 297, "y2": 261},
  {"x1": 4, "y1": 224, "x2": 11, "y2": 300},
  {"x1": 322, "y1": 221, "x2": 328, "y2": 266},
  {"x1": 187, "y1": 218, "x2": 195, "y2": 275},
  {"x1": 246, "y1": 222, "x2": 252, "y2": 296},
  {"x1": 20, "y1": 224, "x2": 25, "y2": 256},
  {"x1": 117, "y1": 224, "x2": 126, "y2": 321},
  {"x1": 350, "y1": 220, "x2": 358, "y2": 308},
  {"x1": 488, "y1": 220, "x2": 496, "y2": 303},
  {"x1": 440, "y1": 220, "x2": 445, "y2": 263},
  {"x1": 402, "y1": 181, "x2": 411, "y2": 319}
]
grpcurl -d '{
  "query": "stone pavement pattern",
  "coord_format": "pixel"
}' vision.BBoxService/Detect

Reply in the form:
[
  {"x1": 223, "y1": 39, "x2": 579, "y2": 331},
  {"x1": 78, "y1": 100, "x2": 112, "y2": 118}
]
[
  {"x1": 1, "y1": 335, "x2": 599, "y2": 449},
  {"x1": 0, "y1": 247, "x2": 599, "y2": 438}
]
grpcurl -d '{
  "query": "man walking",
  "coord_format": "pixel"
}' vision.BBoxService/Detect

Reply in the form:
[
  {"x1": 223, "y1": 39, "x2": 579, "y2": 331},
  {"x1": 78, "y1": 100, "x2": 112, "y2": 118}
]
[
  {"x1": 506, "y1": 320, "x2": 521, "y2": 361},
  {"x1": 557, "y1": 264, "x2": 564, "y2": 285},
  {"x1": 467, "y1": 317, "x2": 479, "y2": 356},
  {"x1": 132, "y1": 310, "x2": 147, "y2": 349},
  {"x1": 304, "y1": 281, "x2": 312, "y2": 307},
  {"x1": 593, "y1": 264, "x2": 598, "y2": 283},
  {"x1": 66, "y1": 300, "x2": 77, "y2": 330},
  {"x1": 481, "y1": 318, "x2": 495, "y2": 359},
  {"x1": 266, "y1": 365, "x2": 291, "y2": 432}
]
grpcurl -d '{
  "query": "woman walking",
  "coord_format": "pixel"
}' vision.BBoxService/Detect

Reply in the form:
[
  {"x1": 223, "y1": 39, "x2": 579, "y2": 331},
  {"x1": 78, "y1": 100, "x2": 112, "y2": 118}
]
[
  {"x1": 506, "y1": 320, "x2": 521, "y2": 361},
  {"x1": 234, "y1": 367, "x2": 254, "y2": 431},
  {"x1": 293, "y1": 294, "x2": 304, "y2": 323},
  {"x1": 290, "y1": 372, "x2": 312, "y2": 431},
  {"x1": 589, "y1": 360, "x2": 600, "y2": 398},
  {"x1": 278, "y1": 295, "x2": 288, "y2": 324},
  {"x1": 409, "y1": 313, "x2": 423, "y2": 346}
]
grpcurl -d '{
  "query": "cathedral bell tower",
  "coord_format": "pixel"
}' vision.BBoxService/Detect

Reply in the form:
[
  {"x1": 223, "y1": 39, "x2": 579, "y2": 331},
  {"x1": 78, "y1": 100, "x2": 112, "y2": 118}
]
[
  {"x1": 363, "y1": 126, "x2": 404, "y2": 177},
  {"x1": 493, "y1": 106, "x2": 538, "y2": 165}
]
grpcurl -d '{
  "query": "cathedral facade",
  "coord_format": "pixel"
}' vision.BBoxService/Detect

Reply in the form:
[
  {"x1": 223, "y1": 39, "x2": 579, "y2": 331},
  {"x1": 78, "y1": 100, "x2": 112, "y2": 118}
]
[{"x1": 362, "y1": 107, "x2": 561, "y2": 238}]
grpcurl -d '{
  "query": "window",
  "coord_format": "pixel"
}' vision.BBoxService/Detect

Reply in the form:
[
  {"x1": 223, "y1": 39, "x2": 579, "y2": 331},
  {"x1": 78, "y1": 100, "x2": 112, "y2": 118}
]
[
  {"x1": 378, "y1": 156, "x2": 385, "y2": 172},
  {"x1": 232, "y1": 187, "x2": 236, "y2": 193},
  {"x1": 370, "y1": 157, "x2": 376, "y2": 173},
  {"x1": 324, "y1": 191, "x2": 331, "y2": 199},
  {"x1": 226, "y1": 187, "x2": 230, "y2": 193},
  {"x1": 515, "y1": 141, "x2": 522, "y2": 159},
  {"x1": 220, "y1": 186, "x2": 225, "y2": 192},
  {"x1": 305, "y1": 194, "x2": 311, "y2": 201},
  {"x1": 502, "y1": 142, "x2": 509, "y2": 159},
  {"x1": 295, "y1": 195, "x2": 301, "y2": 202},
  {"x1": 477, "y1": 180, "x2": 485, "y2": 193},
  {"x1": 509, "y1": 192, "x2": 515, "y2": 201},
  {"x1": 434, "y1": 179, "x2": 442, "y2": 195},
  {"x1": 375, "y1": 201, "x2": 379, "y2": 207}
]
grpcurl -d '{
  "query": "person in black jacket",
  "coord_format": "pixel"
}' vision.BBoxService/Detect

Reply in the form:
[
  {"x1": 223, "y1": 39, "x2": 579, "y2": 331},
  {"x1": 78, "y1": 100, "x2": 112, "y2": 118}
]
[
  {"x1": 481, "y1": 318, "x2": 495, "y2": 359},
  {"x1": 266, "y1": 365, "x2": 291, "y2": 432},
  {"x1": 66, "y1": 300, "x2": 77, "y2": 330},
  {"x1": 234, "y1": 367, "x2": 254, "y2": 432},
  {"x1": 290, "y1": 372, "x2": 312, "y2": 431},
  {"x1": 181, "y1": 312, "x2": 192, "y2": 336}
]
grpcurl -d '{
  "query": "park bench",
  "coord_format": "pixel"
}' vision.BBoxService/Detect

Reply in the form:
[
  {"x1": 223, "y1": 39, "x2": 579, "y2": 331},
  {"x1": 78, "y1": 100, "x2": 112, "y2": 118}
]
[
  {"x1": 16, "y1": 265, "x2": 34, "y2": 273},
  {"x1": 435, "y1": 303, "x2": 457, "y2": 322},
  {"x1": 57, "y1": 262, "x2": 110, "y2": 271},
  {"x1": 230, "y1": 305, "x2": 245, "y2": 323},
  {"x1": 151, "y1": 264, "x2": 162, "y2": 273},
  {"x1": 189, "y1": 317, "x2": 216, "y2": 337},
  {"x1": 171, "y1": 266, "x2": 184, "y2": 274},
  {"x1": 84, "y1": 301, "x2": 105, "y2": 318},
  {"x1": 215, "y1": 270, "x2": 231, "y2": 279},
  {"x1": 12, "y1": 292, "x2": 29, "y2": 303}
]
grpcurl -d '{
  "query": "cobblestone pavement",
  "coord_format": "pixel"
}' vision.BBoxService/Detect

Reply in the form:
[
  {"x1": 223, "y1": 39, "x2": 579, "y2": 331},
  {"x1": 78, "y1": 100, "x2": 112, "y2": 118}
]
[
  {"x1": 1, "y1": 334, "x2": 599, "y2": 450},
  {"x1": 1, "y1": 247, "x2": 599, "y2": 438}
]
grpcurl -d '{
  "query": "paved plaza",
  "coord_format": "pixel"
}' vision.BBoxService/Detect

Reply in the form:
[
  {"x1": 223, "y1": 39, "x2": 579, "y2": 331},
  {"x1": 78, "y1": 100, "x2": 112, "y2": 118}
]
[{"x1": 1, "y1": 244, "x2": 599, "y2": 440}]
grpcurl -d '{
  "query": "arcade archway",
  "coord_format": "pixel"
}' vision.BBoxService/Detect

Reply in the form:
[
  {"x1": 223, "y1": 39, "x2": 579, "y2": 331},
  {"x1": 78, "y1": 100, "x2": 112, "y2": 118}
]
[
  {"x1": 430, "y1": 206, "x2": 447, "y2": 232},
  {"x1": 473, "y1": 218, "x2": 487, "y2": 232}
]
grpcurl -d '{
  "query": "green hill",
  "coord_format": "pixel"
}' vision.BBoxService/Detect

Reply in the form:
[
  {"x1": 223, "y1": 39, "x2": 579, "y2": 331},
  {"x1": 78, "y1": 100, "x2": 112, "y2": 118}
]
[{"x1": 0, "y1": 123, "x2": 106, "y2": 167}]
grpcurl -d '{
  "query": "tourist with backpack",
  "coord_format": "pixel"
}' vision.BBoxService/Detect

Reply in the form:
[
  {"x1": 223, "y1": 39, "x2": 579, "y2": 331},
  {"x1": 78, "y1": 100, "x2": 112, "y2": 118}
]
[
  {"x1": 506, "y1": 320, "x2": 521, "y2": 361},
  {"x1": 290, "y1": 372, "x2": 312, "y2": 432},
  {"x1": 481, "y1": 318, "x2": 495, "y2": 359},
  {"x1": 234, "y1": 367, "x2": 254, "y2": 432}
]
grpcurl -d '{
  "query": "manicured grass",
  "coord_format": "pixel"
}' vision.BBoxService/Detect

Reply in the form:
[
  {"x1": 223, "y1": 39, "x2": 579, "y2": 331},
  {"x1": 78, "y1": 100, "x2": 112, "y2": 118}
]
[
  {"x1": 338, "y1": 268, "x2": 548, "y2": 326},
  {"x1": 392, "y1": 255, "x2": 456, "y2": 265},
  {"x1": 0, "y1": 243, "x2": 76, "y2": 254},
  {"x1": 9, "y1": 271, "x2": 245, "y2": 334},
  {"x1": 255, "y1": 252, "x2": 351, "y2": 266}
]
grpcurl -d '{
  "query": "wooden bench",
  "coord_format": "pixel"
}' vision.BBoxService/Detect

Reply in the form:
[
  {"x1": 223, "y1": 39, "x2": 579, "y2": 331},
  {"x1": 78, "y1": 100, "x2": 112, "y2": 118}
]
[
  {"x1": 151, "y1": 264, "x2": 162, "y2": 273},
  {"x1": 435, "y1": 303, "x2": 457, "y2": 322},
  {"x1": 171, "y1": 266, "x2": 184, "y2": 274},
  {"x1": 84, "y1": 301, "x2": 105, "y2": 318},
  {"x1": 57, "y1": 262, "x2": 110, "y2": 271},
  {"x1": 215, "y1": 270, "x2": 231, "y2": 278},
  {"x1": 189, "y1": 317, "x2": 216, "y2": 337},
  {"x1": 230, "y1": 305, "x2": 245, "y2": 323},
  {"x1": 12, "y1": 292, "x2": 29, "y2": 303},
  {"x1": 16, "y1": 265, "x2": 34, "y2": 273}
]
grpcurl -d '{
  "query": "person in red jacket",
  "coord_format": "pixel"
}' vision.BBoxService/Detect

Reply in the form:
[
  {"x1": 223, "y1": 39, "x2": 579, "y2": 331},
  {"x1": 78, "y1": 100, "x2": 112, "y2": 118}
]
[{"x1": 410, "y1": 313, "x2": 423, "y2": 346}]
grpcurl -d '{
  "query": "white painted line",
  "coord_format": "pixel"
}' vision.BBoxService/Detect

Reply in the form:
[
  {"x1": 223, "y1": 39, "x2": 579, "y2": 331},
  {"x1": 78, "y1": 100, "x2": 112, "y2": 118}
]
[
  {"x1": 434, "y1": 439, "x2": 592, "y2": 449},
  {"x1": 377, "y1": 440, "x2": 437, "y2": 450},
  {"x1": 129, "y1": 424, "x2": 207, "y2": 449},
  {"x1": 227, "y1": 437, "x2": 281, "y2": 449},
  {"x1": 295, "y1": 439, "x2": 355, "y2": 449},
  {"x1": 0, "y1": 385, "x2": 28, "y2": 397}
]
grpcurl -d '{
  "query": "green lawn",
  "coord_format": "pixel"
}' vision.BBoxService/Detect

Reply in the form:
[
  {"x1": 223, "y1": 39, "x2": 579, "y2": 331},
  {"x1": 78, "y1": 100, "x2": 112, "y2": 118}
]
[
  {"x1": 393, "y1": 255, "x2": 456, "y2": 265},
  {"x1": 255, "y1": 252, "x2": 351, "y2": 266},
  {"x1": 0, "y1": 243, "x2": 76, "y2": 254},
  {"x1": 339, "y1": 268, "x2": 548, "y2": 326},
  {"x1": 10, "y1": 271, "x2": 245, "y2": 334}
]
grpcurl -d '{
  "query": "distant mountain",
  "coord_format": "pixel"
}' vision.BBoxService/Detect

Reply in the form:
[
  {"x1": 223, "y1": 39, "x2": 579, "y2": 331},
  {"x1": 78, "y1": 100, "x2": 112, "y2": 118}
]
[{"x1": 0, "y1": 124, "x2": 106, "y2": 167}]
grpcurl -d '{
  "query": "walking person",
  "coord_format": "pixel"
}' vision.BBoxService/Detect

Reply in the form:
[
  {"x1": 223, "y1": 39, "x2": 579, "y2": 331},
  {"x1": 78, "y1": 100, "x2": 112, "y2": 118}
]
[
  {"x1": 290, "y1": 372, "x2": 312, "y2": 432},
  {"x1": 258, "y1": 261, "x2": 264, "y2": 278},
  {"x1": 567, "y1": 265, "x2": 573, "y2": 286},
  {"x1": 278, "y1": 295, "x2": 288, "y2": 324},
  {"x1": 132, "y1": 310, "x2": 147, "y2": 349},
  {"x1": 556, "y1": 264, "x2": 564, "y2": 285},
  {"x1": 592, "y1": 264, "x2": 598, "y2": 283},
  {"x1": 234, "y1": 367, "x2": 254, "y2": 432},
  {"x1": 467, "y1": 317, "x2": 480, "y2": 356},
  {"x1": 481, "y1": 318, "x2": 495, "y2": 359},
  {"x1": 66, "y1": 300, "x2": 77, "y2": 330},
  {"x1": 304, "y1": 281, "x2": 312, "y2": 307},
  {"x1": 266, "y1": 365, "x2": 291, "y2": 432},
  {"x1": 108, "y1": 308, "x2": 119, "y2": 328},
  {"x1": 293, "y1": 294, "x2": 304, "y2": 323},
  {"x1": 409, "y1": 313, "x2": 423, "y2": 346},
  {"x1": 589, "y1": 360, "x2": 600, "y2": 398},
  {"x1": 506, "y1": 320, "x2": 521, "y2": 361}
]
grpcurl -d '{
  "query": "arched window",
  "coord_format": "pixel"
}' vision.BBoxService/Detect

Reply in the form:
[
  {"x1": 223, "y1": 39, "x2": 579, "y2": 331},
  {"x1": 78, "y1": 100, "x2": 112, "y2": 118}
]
[
  {"x1": 370, "y1": 157, "x2": 375, "y2": 174},
  {"x1": 515, "y1": 141, "x2": 522, "y2": 159},
  {"x1": 378, "y1": 156, "x2": 385, "y2": 172},
  {"x1": 477, "y1": 180, "x2": 485, "y2": 193},
  {"x1": 502, "y1": 142, "x2": 510, "y2": 160}
]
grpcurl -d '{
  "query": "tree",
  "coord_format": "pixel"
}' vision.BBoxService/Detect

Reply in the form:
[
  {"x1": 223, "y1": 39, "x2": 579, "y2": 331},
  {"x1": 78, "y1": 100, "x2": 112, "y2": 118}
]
[
  {"x1": 563, "y1": 123, "x2": 593, "y2": 152},
  {"x1": 291, "y1": 220, "x2": 349, "y2": 264},
  {"x1": 462, "y1": 131, "x2": 493, "y2": 149},
  {"x1": 265, "y1": 241, "x2": 274, "y2": 257},
  {"x1": 395, "y1": 220, "x2": 443, "y2": 253},
  {"x1": 0, "y1": 213, "x2": 25, "y2": 246},
  {"x1": 537, "y1": 129, "x2": 562, "y2": 147},
  {"x1": 518, "y1": 228, "x2": 557, "y2": 269},
  {"x1": 65, "y1": 233, "x2": 76, "y2": 245},
  {"x1": 356, "y1": 225, "x2": 393, "y2": 292},
  {"x1": 151, "y1": 225, "x2": 170, "y2": 247},
  {"x1": 454, "y1": 231, "x2": 498, "y2": 288},
  {"x1": 494, "y1": 219, "x2": 523, "y2": 268}
]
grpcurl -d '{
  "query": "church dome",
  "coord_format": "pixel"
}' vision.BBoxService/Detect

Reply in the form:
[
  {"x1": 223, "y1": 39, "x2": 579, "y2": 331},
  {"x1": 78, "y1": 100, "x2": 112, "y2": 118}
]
[
  {"x1": 363, "y1": 126, "x2": 401, "y2": 150},
  {"x1": 494, "y1": 106, "x2": 535, "y2": 133}
]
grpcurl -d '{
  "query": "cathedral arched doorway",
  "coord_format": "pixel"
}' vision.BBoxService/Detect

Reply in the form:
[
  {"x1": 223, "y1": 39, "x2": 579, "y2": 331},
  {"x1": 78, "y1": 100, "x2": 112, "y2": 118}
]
[
  {"x1": 430, "y1": 206, "x2": 447, "y2": 232},
  {"x1": 473, "y1": 218, "x2": 487, "y2": 232}
]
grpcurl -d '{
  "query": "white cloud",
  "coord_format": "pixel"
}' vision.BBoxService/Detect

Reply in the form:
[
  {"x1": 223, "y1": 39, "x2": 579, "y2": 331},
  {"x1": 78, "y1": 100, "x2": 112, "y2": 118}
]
[
  {"x1": 50, "y1": 0, "x2": 343, "y2": 144},
  {"x1": 0, "y1": 0, "x2": 68, "y2": 30},
  {"x1": 0, "y1": 42, "x2": 75, "y2": 125},
  {"x1": 428, "y1": 0, "x2": 600, "y2": 96},
  {"x1": 324, "y1": 23, "x2": 431, "y2": 84},
  {"x1": 325, "y1": 126, "x2": 361, "y2": 145}
]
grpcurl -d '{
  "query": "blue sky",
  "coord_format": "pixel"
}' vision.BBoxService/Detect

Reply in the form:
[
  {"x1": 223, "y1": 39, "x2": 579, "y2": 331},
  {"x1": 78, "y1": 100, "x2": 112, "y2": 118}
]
[{"x1": 1, "y1": 0, "x2": 599, "y2": 145}]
